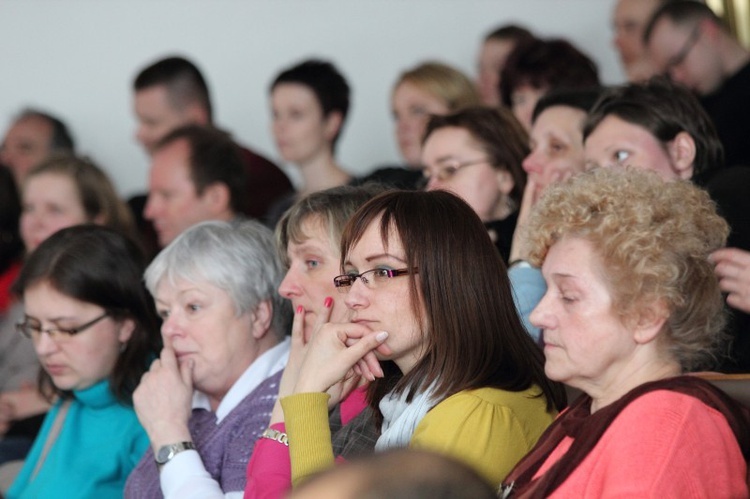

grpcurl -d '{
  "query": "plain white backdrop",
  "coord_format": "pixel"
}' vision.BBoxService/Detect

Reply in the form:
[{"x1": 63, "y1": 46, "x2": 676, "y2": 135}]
[{"x1": 0, "y1": 0, "x2": 624, "y2": 197}]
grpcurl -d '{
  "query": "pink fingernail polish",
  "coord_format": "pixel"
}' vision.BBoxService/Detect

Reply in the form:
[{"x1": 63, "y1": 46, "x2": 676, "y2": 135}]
[
  {"x1": 296, "y1": 306, "x2": 304, "y2": 314},
  {"x1": 324, "y1": 297, "x2": 333, "y2": 308}
]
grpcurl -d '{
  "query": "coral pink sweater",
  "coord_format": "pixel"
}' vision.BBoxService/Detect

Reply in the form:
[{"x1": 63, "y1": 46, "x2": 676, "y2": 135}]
[{"x1": 534, "y1": 390, "x2": 748, "y2": 498}]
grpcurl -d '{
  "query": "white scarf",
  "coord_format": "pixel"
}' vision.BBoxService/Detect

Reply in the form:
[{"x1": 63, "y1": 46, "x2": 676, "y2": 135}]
[{"x1": 375, "y1": 382, "x2": 439, "y2": 451}]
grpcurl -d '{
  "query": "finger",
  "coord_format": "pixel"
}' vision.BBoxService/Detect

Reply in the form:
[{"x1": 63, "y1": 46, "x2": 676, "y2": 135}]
[
  {"x1": 291, "y1": 305, "x2": 306, "y2": 345},
  {"x1": 180, "y1": 357, "x2": 194, "y2": 390},
  {"x1": 711, "y1": 247, "x2": 750, "y2": 266},
  {"x1": 160, "y1": 347, "x2": 179, "y2": 371},
  {"x1": 338, "y1": 331, "x2": 389, "y2": 370},
  {"x1": 360, "y1": 351, "x2": 383, "y2": 379},
  {"x1": 309, "y1": 297, "x2": 334, "y2": 341}
]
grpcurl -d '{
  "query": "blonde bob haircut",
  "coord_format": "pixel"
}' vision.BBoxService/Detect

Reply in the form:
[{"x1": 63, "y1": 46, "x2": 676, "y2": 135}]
[
  {"x1": 525, "y1": 167, "x2": 729, "y2": 371},
  {"x1": 394, "y1": 62, "x2": 480, "y2": 112}
]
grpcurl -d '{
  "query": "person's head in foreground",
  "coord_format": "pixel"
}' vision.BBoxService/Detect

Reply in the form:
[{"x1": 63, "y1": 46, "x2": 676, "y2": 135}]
[
  {"x1": 290, "y1": 448, "x2": 497, "y2": 499},
  {"x1": 502, "y1": 167, "x2": 748, "y2": 499},
  {"x1": 583, "y1": 77, "x2": 723, "y2": 186},
  {"x1": 277, "y1": 184, "x2": 385, "y2": 338}
]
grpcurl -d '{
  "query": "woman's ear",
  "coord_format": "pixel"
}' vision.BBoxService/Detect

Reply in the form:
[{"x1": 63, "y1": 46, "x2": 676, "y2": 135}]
[
  {"x1": 117, "y1": 318, "x2": 136, "y2": 344},
  {"x1": 323, "y1": 111, "x2": 344, "y2": 142},
  {"x1": 632, "y1": 299, "x2": 669, "y2": 345},
  {"x1": 250, "y1": 300, "x2": 273, "y2": 340},
  {"x1": 667, "y1": 131, "x2": 696, "y2": 180},
  {"x1": 495, "y1": 169, "x2": 514, "y2": 196}
]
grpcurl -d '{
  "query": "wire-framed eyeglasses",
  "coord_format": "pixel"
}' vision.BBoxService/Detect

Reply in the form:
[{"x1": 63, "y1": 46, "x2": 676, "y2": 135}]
[
  {"x1": 421, "y1": 158, "x2": 489, "y2": 183},
  {"x1": 333, "y1": 268, "x2": 418, "y2": 293},
  {"x1": 16, "y1": 312, "x2": 109, "y2": 342}
]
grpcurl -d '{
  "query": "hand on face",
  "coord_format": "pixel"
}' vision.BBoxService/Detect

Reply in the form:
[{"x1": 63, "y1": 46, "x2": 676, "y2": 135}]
[
  {"x1": 133, "y1": 346, "x2": 194, "y2": 450},
  {"x1": 292, "y1": 309, "x2": 391, "y2": 403}
]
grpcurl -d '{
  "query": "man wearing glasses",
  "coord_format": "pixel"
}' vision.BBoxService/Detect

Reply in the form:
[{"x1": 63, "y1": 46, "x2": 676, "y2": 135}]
[{"x1": 644, "y1": 1, "x2": 750, "y2": 168}]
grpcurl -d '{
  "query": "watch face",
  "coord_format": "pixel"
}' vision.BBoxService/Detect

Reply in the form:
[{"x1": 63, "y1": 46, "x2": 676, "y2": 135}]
[{"x1": 156, "y1": 445, "x2": 174, "y2": 464}]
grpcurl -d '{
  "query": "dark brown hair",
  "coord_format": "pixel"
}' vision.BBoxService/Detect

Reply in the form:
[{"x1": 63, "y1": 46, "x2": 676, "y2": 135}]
[
  {"x1": 340, "y1": 190, "x2": 566, "y2": 422},
  {"x1": 500, "y1": 38, "x2": 600, "y2": 108},
  {"x1": 13, "y1": 225, "x2": 161, "y2": 404},
  {"x1": 423, "y1": 106, "x2": 528, "y2": 206}
]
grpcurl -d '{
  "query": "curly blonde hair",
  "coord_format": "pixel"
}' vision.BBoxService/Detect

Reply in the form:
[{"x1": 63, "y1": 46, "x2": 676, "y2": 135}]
[{"x1": 525, "y1": 167, "x2": 729, "y2": 371}]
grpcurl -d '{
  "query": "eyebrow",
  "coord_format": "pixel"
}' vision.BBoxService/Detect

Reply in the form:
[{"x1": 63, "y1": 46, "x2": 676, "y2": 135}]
[{"x1": 343, "y1": 252, "x2": 407, "y2": 265}]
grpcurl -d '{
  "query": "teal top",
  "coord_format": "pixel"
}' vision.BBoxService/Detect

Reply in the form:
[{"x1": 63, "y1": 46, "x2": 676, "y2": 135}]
[{"x1": 8, "y1": 380, "x2": 149, "y2": 499}]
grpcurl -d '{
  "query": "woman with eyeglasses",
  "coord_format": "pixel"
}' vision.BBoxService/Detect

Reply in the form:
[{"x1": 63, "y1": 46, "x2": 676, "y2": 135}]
[
  {"x1": 7, "y1": 225, "x2": 160, "y2": 498},
  {"x1": 278, "y1": 190, "x2": 566, "y2": 490},
  {"x1": 421, "y1": 106, "x2": 528, "y2": 263}
]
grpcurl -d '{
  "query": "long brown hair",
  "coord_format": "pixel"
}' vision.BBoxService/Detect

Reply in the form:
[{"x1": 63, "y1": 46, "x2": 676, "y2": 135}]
[{"x1": 340, "y1": 190, "x2": 565, "y2": 423}]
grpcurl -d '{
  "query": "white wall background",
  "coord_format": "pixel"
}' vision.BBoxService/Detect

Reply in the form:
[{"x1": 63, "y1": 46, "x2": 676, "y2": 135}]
[{"x1": 0, "y1": 0, "x2": 623, "y2": 198}]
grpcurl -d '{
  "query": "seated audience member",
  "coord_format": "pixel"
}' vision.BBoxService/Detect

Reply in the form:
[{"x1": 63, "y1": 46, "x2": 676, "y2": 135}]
[
  {"x1": 132, "y1": 56, "x2": 292, "y2": 220},
  {"x1": 0, "y1": 165, "x2": 23, "y2": 315},
  {"x1": 125, "y1": 220, "x2": 291, "y2": 499},
  {"x1": 290, "y1": 449, "x2": 497, "y2": 499},
  {"x1": 583, "y1": 77, "x2": 750, "y2": 372},
  {"x1": 144, "y1": 125, "x2": 247, "y2": 248},
  {"x1": 0, "y1": 154, "x2": 136, "y2": 465},
  {"x1": 645, "y1": 1, "x2": 750, "y2": 168},
  {"x1": 279, "y1": 190, "x2": 565, "y2": 490},
  {"x1": 476, "y1": 25, "x2": 535, "y2": 106},
  {"x1": 266, "y1": 59, "x2": 352, "y2": 225},
  {"x1": 421, "y1": 106, "x2": 528, "y2": 262},
  {"x1": 354, "y1": 62, "x2": 481, "y2": 190},
  {"x1": 500, "y1": 38, "x2": 600, "y2": 131},
  {"x1": 7, "y1": 225, "x2": 160, "y2": 498},
  {"x1": 502, "y1": 167, "x2": 749, "y2": 498},
  {"x1": 611, "y1": 0, "x2": 669, "y2": 81},
  {"x1": 245, "y1": 184, "x2": 384, "y2": 499},
  {"x1": 509, "y1": 88, "x2": 603, "y2": 340},
  {"x1": 0, "y1": 109, "x2": 75, "y2": 186}
]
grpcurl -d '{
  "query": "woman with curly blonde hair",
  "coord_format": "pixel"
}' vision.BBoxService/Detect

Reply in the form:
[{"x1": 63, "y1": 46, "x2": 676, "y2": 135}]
[{"x1": 501, "y1": 167, "x2": 749, "y2": 498}]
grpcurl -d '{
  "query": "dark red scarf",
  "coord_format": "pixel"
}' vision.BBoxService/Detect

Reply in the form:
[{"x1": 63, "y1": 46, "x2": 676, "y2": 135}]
[{"x1": 500, "y1": 376, "x2": 750, "y2": 498}]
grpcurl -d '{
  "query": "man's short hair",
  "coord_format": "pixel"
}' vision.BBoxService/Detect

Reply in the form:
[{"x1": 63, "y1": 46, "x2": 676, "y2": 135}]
[
  {"x1": 16, "y1": 108, "x2": 75, "y2": 152},
  {"x1": 155, "y1": 125, "x2": 246, "y2": 214},
  {"x1": 644, "y1": 1, "x2": 725, "y2": 44},
  {"x1": 134, "y1": 56, "x2": 213, "y2": 122}
]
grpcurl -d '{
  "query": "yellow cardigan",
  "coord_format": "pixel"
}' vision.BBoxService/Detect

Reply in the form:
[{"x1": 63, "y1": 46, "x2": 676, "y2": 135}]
[{"x1": 281, "y1": 386, "x2": 556, "y2": 488}]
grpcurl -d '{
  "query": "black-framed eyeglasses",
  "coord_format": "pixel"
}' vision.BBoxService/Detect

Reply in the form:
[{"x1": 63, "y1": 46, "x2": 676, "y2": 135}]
[
  {"x1": 422, "y1": 158, "x2": 488, "y2": 183},
  {"x1": 333, "y1": 268, "x2": 418, "y2": 293},
  {"x1": 664, "y1": 26, "x2": 701, "y2": 75},
  {"x1": 16, "y1": 312, "x2": 109, "y2": 341}
]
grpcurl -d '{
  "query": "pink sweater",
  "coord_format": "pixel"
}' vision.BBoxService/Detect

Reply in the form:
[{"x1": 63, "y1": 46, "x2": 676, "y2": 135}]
[
  {"x1": 244, "y1": 387, "x2": 368, "y2": 499},
  {"x1": 535, "y1": 390, "x2": 748, "y2": 498}
]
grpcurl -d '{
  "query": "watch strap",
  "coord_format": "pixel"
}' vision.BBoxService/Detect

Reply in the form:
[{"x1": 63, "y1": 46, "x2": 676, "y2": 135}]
[{"x1": 261, "y1": 428, "x2": 289, "y2": 446}]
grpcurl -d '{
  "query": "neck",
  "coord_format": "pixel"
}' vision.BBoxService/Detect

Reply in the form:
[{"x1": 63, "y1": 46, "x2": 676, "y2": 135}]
[
  {"x1": 587, "y1": 357, "x2": 681, "y2": 413},
  {"x1": 296, "y1": 150, "x2": 350, "y2": 196}
]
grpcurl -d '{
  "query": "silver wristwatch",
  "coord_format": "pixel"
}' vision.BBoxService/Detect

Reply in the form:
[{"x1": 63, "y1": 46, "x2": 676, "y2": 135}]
[{"x1": 154, "y1": 441, "x2": 196, "y2": 467}]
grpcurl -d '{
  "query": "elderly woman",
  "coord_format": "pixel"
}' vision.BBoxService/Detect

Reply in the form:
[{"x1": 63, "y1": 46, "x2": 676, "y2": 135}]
[
  {"x1": 125, "y1": 220, "x2": 291, "y2": 499},
  {"x1": 501, "y1": 167, "x2": 749, "y2": 498}
]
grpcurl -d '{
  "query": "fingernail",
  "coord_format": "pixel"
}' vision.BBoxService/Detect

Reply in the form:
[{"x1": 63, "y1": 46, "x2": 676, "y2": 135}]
[
  {"x1": 376, "y1": 331, "x2": 388, "y2": 342},
  {"x1": 324, "y1": 297, "x2": 333, "y2": 308},
  {"x1": 296, "y1": 305, "x2": 304, "y2": 314}
]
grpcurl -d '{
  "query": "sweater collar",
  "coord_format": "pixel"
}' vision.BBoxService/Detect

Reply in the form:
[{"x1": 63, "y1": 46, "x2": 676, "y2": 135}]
[{"x1": 73, "y1": 380, "x2": 117, "y2": 409}]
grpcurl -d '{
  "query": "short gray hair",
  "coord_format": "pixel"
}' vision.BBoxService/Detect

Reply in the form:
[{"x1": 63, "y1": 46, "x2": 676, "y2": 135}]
[{"x1": 145, "y1": 220, "x2": 291, "y2": 338}]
